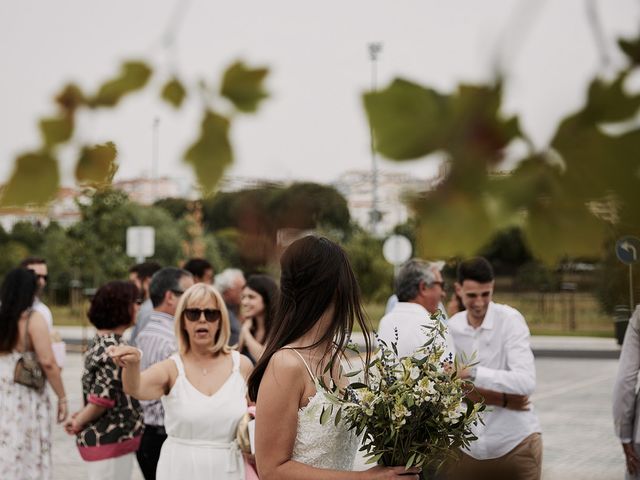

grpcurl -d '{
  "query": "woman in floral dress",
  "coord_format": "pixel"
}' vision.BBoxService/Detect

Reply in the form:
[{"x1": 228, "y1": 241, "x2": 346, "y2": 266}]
[{"x1": 0, "y1": 268, "x2": 68, "y2": 479}]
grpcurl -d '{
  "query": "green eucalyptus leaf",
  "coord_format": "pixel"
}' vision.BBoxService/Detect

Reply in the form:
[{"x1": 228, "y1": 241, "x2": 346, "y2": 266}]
[
  {"x1": 90, "y1": 60, "x2": 152, "y2": 107},
  {"x1": 75, "y1": 142, "x2": 118, "y2": 185},
  {"x1": 320, "y1": 404, "x2": 332, "y2": 425},
  {"x1": 39, "y1": 115, "x2": 73, "y2": 148},
  {"x1": 220, "y1": 61, "x2": 269, "y2": 113},
  {"x1": 334, "y1": 407, "x2": 342, "y2": 426},
  {"x1": 184, "y1": 110, "x2": 233, "y2": 193},
  {"x1": 365, "y1": 452, "x2": 384, "y2": 464},
  {"x1": 161, "y1": 77, "x2": 187, "y2": 108},
  {"x1": 1, "y1": 152, "x2": 59, "y2": 206}
]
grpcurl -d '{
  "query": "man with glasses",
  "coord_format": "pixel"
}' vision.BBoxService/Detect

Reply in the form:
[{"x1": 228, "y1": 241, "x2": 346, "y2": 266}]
[
  {"x1": 20, "y1": 257, "x2": 53, "y2": 328},
  {"x1": 134, "y1": 267, "x2": 193, "y2": 479},
  {"x1": 378, "y1": 258, "x2": 455, "y2": 362},
  {"x1": 20, "y1": 257, "x2": 65, "y2": 367}
]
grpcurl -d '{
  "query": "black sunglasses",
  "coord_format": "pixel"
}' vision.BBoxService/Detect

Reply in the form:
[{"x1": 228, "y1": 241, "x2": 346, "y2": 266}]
[{"x1": 184, "y1": 308, "x2": 221, "y2": 323}]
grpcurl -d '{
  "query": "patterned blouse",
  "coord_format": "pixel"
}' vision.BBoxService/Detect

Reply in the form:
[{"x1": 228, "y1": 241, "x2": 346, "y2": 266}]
[{"x1": 76, "y1": 333, "x2": 144, "y2": 461}]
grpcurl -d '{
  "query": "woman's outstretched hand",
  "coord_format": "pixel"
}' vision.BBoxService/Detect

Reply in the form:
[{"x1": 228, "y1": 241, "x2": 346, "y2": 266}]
[
  {"x1": 107, "y1": 345, "x2": 142, "y2": 368},
  {"x1": 361, "y1": 465, "x2": 422, "y2": 479}
]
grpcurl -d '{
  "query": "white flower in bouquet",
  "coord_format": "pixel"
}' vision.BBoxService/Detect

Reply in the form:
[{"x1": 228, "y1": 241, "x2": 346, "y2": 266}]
[{"x1": 319, "y1": 314, "x2": 484, "y2": 475}]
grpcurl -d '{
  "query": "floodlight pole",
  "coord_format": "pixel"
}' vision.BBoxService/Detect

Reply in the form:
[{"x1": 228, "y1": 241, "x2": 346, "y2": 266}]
[
  {"x1": 152, "y1": 116, "x2": 160, "y2": 202},
  {"x1": 368, "y1": 42, "x2": 382, "y2": 236}
]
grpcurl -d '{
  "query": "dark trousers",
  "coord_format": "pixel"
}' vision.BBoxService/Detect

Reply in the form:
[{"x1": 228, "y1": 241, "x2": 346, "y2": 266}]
[{"x1": 136, "y1": 425, "x2": 167, "y2": 480}]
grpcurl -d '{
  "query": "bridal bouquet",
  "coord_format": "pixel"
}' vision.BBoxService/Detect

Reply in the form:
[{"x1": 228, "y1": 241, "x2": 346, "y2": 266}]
[{"x1": 320, "y1": 318, "x2": 483, "y2": 474}]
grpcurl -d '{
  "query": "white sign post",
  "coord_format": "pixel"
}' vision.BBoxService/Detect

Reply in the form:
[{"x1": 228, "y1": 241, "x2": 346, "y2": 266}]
[
  {"x1": 382, "y1": 235, "x2": 412, "y2": 276},
  {"x1": 126, "y1": 226, "x2": 155, "y2": 263}
]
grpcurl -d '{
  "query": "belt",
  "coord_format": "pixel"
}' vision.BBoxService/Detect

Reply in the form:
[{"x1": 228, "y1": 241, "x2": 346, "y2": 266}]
[{"x1": 166, "y1": 437, "x2": 241, "y2": 472}]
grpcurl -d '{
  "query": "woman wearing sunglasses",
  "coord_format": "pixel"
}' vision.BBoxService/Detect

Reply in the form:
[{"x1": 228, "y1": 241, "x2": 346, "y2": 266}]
[{"x1": 108, "y1": 283, "x2": 253, "y2": 480}]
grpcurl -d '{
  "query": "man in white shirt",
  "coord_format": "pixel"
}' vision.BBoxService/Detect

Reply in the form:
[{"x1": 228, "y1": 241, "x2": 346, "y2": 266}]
[
  {"x1": 214, "y1": 268, "x2": 245, "y2": 346},
  {"x1": 378, "y1": 259, "x2": 455, "y2": 364},
  {"x1": 21, "y1": 257, "x2": 65, "y2": 367},
  {"x1": 449, "y1": 257, "x2": 542, "y2": 480}
]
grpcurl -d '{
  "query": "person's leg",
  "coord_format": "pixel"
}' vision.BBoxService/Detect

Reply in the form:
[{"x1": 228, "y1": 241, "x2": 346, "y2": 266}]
[
  {"x1": 626, "y1": 443, "x2": 640, "y2": 480},
  {"x1": 113, "y1": 452, "x2": 135, "y2": 479},
  {"x1": 136, "y1": 426, "x2": 167, "y2": 480},
  {"x1": 502, "y1": 433, "x2": 543, "y2": 480},
  {"x1": 86, "y1": 458, "x2": 114, "y2": 480}
]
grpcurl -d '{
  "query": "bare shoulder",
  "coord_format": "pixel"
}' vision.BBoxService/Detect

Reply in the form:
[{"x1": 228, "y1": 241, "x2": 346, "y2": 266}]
[
  {"x1": 238, "y1": 353, "x2": 253, "y2": 378},
  {"x1": 27, "y1": 310, "x2": 48, "y2": 331},
  {"x1": 263, "y1": 349, "x2": 307, "y2": 388}
]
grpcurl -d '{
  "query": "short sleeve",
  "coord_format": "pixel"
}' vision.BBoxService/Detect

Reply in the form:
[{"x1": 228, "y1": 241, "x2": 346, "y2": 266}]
[{"x1": 87, "y1": 355, "x2": 118, "y2": 408}]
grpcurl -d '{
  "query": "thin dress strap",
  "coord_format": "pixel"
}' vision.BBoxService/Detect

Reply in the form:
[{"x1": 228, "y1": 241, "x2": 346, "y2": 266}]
[
  {"x1": 281, "y1": 347, "x2": 316, "y2": 382},
  {"x1": 231, "y1": 350, "x2": 240, "y2": 372},
  {"x1": 170, "y1": 353, "x2": 185, "y2": 376}
]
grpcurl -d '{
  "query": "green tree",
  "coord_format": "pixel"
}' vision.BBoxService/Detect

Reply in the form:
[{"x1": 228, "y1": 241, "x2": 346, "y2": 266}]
[
  {"x1": 342, "y1": 230, "x2": 394, "y2": 304},
  {"x1": 10, "y1": 221, "x2": 45, "y2": 252},
  {"x1": 271, "y1": 182, "x2": 351, "y2": 233},
  {"x1": 153, "y1": 197, "x2": 192, "y2": 221}
]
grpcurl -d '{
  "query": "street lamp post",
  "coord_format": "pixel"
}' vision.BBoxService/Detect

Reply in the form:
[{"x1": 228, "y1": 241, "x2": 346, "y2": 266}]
[{"x1": 368, "y1": 42, "x2": 383, "y2": 236}]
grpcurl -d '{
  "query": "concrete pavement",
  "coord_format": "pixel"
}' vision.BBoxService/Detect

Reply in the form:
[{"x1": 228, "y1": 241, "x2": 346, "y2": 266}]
[{"x1": 51, "y1": 351, "x2": 624, "y2": 479}]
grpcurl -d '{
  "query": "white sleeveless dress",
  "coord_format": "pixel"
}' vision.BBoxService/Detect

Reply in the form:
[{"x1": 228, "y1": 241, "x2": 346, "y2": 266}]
[
  {"x1": 156, "y1": 351, "x2": 246, "y2": 480},
  {"x1": 285, "y1": 348, "x2": 359, "y2": 471}
]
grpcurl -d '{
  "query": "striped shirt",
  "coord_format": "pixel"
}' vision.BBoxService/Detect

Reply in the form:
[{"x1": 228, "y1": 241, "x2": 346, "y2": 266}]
[{"x1": 136, "y1": 311, "x2": 177, "y2": 426}]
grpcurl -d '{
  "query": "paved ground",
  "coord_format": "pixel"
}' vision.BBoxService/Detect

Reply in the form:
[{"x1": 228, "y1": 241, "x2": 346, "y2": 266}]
[{"x1": 52, "y1": 353, "x2": 624, "y2": 479}]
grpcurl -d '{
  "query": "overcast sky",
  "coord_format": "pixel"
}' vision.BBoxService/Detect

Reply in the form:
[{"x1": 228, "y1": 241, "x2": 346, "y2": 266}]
[{"x1": 1, "y1": 0, "x2": 638, "y2": 188}]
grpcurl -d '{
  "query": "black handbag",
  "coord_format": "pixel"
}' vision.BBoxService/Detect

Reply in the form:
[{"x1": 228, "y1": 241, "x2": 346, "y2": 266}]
[{"x1": 13, "y1": 311, "x2": 46, "y2": 391}]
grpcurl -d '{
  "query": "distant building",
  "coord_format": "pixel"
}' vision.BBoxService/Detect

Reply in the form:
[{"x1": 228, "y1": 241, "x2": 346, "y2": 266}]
[
  {"x1": 0, "y1": 187, "x2": 83, "y2": 231},
  {"x1": 333, "y1": 170, "x2": 435, "y2": 235},
  {"x1": 112, "y1": 176, "x2": 186, "y2": 205},
  {"x1": 217, "y1": 175, "x2": 285, "y2": 192}
]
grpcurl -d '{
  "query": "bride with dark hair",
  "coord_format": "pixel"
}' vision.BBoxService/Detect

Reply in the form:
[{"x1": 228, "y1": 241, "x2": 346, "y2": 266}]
[{"x1": 248, "y1": 235, "x2": 420, "y2": 479}]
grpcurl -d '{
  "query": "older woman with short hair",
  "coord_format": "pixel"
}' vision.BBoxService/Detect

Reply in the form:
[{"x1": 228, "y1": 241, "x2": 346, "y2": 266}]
[
  {"x1": 109, "y1": 283, "x2": 253, "y2": 480},
  {"x1": 65, "y1": 280, "x2": 144, "y2": 479}
]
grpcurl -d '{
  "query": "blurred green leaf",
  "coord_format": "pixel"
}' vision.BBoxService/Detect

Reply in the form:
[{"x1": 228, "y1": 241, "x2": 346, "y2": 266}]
[
  {"x1": 444, "y1": 84, "x2": 521, "y2": 162},
  {"x1": 523, "y1": 198, "x2": 609, "y2": 264},
  {"x1": 75, "y1": 142, "x2": 118, "y2": 185},
  {"x1": 39, "y1": 115, "x2": 73, "y2": 148},
  {"x1": 0, "y1": 152, "x2": 59, "y2": 206},
  {"x1": 184, "y1": 110, "x2": 233, "y2": 192},
  {"x1": 364, "y1": 78, "x2": 447, "y2": 160},
  {"x1": 90, "y1": 60, "x2": 152, "y2": 107},
  {"x1": 220, "y1": 61, "x2": 269, "y2": 113},
  {"x1": 413, "y1": 188, "x2": 497, "y2": 259},
  {"x1": 161, "y1": 77, "x2": 187, "y2": 108},
  {"x1": 618, "y1": 36, "x2": 640, "y2": 65},
  {"x1": 585, "y1": 74, "x2": 640, "y2": 123},
  {"x1": 55, "y1": 83, "x2": 85, "y2": 113}
]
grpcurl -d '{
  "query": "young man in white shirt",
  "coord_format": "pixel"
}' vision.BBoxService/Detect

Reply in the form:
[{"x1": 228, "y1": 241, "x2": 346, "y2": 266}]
[{"x1": 449, "y1": 257, "x2": 542, "y2": 480}]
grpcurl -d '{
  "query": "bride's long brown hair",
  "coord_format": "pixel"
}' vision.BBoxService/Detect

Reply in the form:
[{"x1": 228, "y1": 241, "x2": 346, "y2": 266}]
[{"x1": 247, "y1": 235, "x2": 371, "y2": 401}]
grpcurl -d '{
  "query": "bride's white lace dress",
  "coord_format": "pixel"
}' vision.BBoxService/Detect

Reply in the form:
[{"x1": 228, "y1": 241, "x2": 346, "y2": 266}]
[{"x1": 285, "y1": 348, "x2": 359, "y2": 470}]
